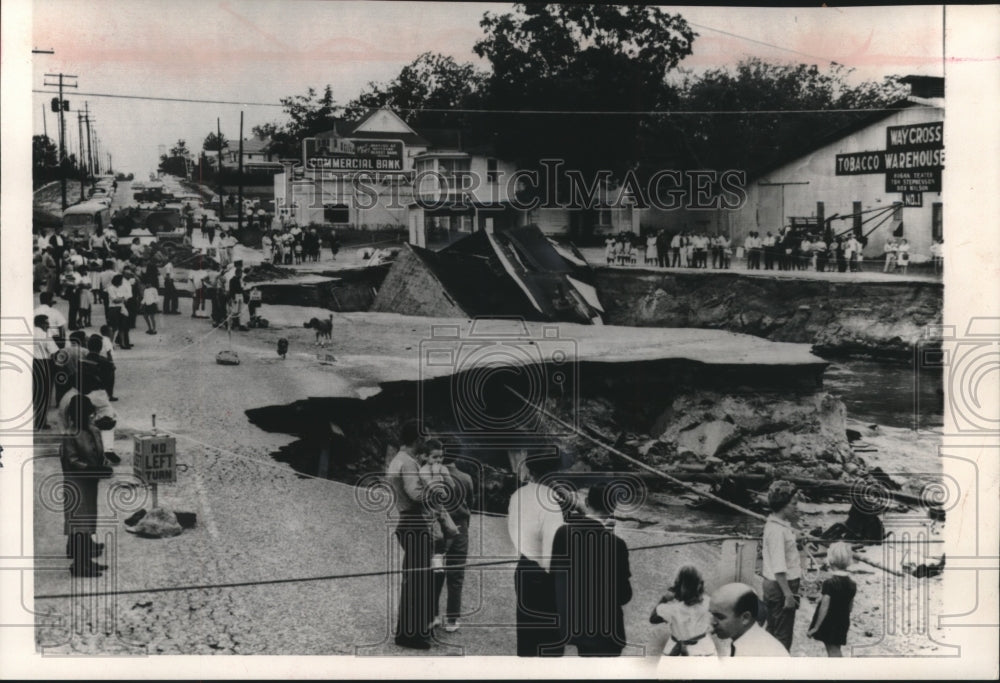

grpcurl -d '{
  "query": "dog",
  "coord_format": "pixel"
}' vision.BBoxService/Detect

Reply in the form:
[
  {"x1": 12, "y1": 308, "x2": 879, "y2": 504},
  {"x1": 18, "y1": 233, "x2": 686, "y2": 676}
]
[{"x1": 304, "y1": 315, "x2": 333, "y2": 345}]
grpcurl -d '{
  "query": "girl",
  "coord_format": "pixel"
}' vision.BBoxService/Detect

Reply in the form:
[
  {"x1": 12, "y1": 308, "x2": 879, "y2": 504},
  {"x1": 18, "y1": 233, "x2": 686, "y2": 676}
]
[
  {"x1": 605, "y1": 236, "x2": 616, "y2": 264},
  {"x1": 417, "y1": 439, "x2": 459, "y2": 572},
  {"x1": 140, "y1": 278, "x2": 159, "y2": 335},
  {"x1": 650, "y1": 565, "x2": 716, "y2": 656},
  {"x1": 77, "y1": 268, "x2": 93, "y2": 328},
  {"x1": 762, "y1": 480, "x2": 803, "y2": 653},
  {"x1": 808, "y1": 542, "x2": 857, "y2": 657}
]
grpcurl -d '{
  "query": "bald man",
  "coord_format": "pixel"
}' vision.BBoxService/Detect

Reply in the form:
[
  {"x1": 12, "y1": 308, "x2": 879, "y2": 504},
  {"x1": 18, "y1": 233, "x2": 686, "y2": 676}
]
[{"x1": 709, "y1": 583, "x2": 789, "y2": 657}]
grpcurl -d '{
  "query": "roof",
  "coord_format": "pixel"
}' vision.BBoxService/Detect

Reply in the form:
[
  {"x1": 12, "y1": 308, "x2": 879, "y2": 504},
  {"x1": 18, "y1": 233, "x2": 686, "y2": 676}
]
[
  {"x1": 313, "y1": 121, "x2": 350, "y2": 139},
  {"x1": 63, "y1": 201, "x2": 111, "y2": 216},
  {"x1": 899, "y1": 75, "x2": 944, "y2": 99},
  {"x1": 747, "y1": 98, "x2": 923, "y2": 182},
  {"x1": 348, "y1": 130, "x2": 430, "y2": 147}
]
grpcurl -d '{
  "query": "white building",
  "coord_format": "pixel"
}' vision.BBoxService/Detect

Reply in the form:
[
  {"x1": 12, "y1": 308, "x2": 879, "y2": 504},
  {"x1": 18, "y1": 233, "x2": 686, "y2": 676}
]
[
  {"x1": 274, "y1": 107, "x2": 640, "y2": 243},
  {"x1": 643, "y1": 76, "x2": 945, "y2": 261}
]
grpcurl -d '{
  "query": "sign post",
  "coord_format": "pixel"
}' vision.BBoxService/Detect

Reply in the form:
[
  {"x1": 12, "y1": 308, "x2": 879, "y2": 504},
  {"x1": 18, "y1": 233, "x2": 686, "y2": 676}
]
[{"x1": 133, "y1": 414, "x2": 177, "y2": 509}]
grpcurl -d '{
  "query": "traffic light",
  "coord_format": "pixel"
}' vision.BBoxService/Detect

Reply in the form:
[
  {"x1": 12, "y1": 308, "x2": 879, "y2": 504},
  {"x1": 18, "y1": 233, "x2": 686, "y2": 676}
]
[
  {"x1": 50, "y1": 98, "x2": 70, "y2": 111},
  {"x1": 62, "y1": 99, "x2": 70, "y2": 111}
]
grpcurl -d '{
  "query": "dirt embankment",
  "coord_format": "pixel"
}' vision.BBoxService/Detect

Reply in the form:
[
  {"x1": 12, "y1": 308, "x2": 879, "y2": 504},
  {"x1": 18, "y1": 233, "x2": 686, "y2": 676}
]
[{"x1": 595, "y1": 269, "x2": 942, "y2": 359}]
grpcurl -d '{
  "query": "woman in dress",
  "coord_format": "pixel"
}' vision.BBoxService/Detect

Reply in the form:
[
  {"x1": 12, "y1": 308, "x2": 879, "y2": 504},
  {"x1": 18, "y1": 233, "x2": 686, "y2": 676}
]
[
  {"x1": 896, "y1": 238, "x2": 910, "y2": 274},
  {"x1": 140, "y1": 277, "x2": 160, "y2": 335},
  {"x1": 646, "y1": 233, "x2": 658, "y2": 266}
]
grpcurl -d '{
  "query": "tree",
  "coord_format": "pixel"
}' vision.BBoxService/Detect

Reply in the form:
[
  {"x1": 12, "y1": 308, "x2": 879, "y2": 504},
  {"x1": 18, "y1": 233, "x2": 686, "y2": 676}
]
[
  {"x1": 33, "y1": 134, "x2": 59, "y2": 170},
  {"x1": 203, "y1": 131, "x2": 229, "y2": 153},
  {"x1": 472, "y1": 3, "x2": 696, "y2": 181},
  {"x1": 673, "y1": 59, "x2": 907, "y2": 177},
  {"x1": 344, "y1": 52, "x2": 486, "y2": 130},
  {"x1": 170, "y1": 139, "x2": 191, "y2": 159},
  {"x1": 159, "y1": 139, "x2": 191, "y2": 178},
  {"x1": 252, "y1": 85, "x2": 339, "y2": 159}
]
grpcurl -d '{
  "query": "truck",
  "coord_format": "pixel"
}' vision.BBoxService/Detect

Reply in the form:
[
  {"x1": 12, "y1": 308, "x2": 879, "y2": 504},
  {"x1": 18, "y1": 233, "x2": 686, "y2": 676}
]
[{"x1": 112, "y1": 206, "x2": 182, "y2": 237}]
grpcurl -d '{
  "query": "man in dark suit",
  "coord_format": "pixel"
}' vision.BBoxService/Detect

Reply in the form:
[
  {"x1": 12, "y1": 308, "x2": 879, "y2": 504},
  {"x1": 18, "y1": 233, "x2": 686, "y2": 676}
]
[
  {"x1": 551, "y1": 483, "x2": 633, "y2": 656},
  {"x1": 656, "y1": 230, "x2": 669, "y2": 268}
]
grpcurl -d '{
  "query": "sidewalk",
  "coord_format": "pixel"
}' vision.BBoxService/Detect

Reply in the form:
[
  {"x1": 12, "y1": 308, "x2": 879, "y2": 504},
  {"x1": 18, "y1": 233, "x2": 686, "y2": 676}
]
[{"x1": 577, "y1": 248, "x2": 943, "y2": 284}]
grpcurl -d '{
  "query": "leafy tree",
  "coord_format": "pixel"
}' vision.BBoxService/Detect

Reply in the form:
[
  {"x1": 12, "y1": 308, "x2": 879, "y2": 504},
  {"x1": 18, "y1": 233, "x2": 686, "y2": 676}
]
[
  {"x1": 674, "y1": 59, "x2": 907, "y2": 177},
  {"x1": 33, "y1": 134, "x2": 59, "y2": 169},
  {"x1": 170, "y1": 139, "x2": 191, "y2": 159},
  {"x1": 203, "y1": 131, "x2": 229, "y2": 153},
  {"x1": 252, "y1": 85, "x2": 339, "y2": 159},
  {"x1": 472, "y1": 3, "x2": 696, "y2": 181},
  {"x1": 159, "y1": 139, "x2": 191, "y2": 177},
  {"x1": 344, "y1": 52, "x2": 486, "y2": 130}
]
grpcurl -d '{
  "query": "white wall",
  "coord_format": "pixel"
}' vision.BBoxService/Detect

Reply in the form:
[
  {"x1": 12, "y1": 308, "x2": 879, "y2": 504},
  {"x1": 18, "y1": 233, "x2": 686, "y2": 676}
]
[{"x1": 729, "y1": 105, "x2": 943, "y2": 260}]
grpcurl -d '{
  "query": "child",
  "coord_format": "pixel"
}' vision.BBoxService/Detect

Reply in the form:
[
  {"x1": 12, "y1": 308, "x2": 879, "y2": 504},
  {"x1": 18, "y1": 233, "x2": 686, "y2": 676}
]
[
  {"x1": 650, "y1": 565, "x2": 716, "y2": 656},
  {"x1": 77, "y1": 270, "x2": 93, "y2": 328},
  {"x1": 140, "y1": 278, "x2": 159, "y2": 334},
  {"x1": 417, "y1": 439, "x2": 459, "y2": 571},
  {"x1": 807, "y1": 542, "x2": 857, "y2": 657}
]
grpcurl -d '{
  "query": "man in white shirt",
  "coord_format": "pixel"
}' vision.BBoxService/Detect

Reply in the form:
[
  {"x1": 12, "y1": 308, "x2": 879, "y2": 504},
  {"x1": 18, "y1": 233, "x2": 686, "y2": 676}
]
[
  {"x1": 33, "y1": 315, "x2": 59, "y2": 430},
  {"x1": 507, "y1": 450, "x2": 568, "y2": 656},
  {"x1": 709, "y1": 583, "x2": 789, "y2": 657},
  {"x1": 35, "y1": 292, "x2": 67, "y2": 342}
]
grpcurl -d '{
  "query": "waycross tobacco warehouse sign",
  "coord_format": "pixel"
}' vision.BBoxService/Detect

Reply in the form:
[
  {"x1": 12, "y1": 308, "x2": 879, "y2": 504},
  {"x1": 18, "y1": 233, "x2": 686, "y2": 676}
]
[{"x1": 834, "y1": 121, "x2": 944, "y2": 194}]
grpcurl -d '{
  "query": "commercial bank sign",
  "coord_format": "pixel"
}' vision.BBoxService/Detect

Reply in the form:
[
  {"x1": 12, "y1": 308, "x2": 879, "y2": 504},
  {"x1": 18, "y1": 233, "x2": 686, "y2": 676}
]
[{"x1": 304, "y1": 137, "x2": 405, "y2": 173}]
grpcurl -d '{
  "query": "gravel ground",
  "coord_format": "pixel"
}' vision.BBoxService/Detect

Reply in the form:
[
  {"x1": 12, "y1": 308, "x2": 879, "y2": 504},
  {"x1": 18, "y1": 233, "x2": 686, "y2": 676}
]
[{"x1": 32, "y1": 285, "x2": 945, "y2": 659}]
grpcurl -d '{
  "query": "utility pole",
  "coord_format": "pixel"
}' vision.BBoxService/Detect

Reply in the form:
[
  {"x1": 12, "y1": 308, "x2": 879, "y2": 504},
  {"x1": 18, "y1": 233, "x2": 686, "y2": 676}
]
[
  {"x1": 42, "y1": 102, "x2": 48, "y2": 138},
  {"x1": 238, "y1": 111, "x2": 244, "y2": 232},
  {"x1": 217, "y1": 117, "x2": 224, "y2": 218},
  {"x1": 77, "y1": 112, "x2": 86, "y2": 201},
  {"x1": 84, "y1": 102, "x2": 94, "y2": 180},
  {"x1": 44, "y1": 72, "x2": 77, "y2": 210}
]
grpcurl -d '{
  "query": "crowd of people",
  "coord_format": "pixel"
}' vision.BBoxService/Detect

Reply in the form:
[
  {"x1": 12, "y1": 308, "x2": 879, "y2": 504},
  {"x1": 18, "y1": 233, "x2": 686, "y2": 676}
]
[
  {"x1": 742, "y1": 229, "x2": 866, "y2": 273},
  {"x1": 605, "y1": 231, "x2": 733, "y2": 269},
  {"x1": 260, "y1": 221, "x2": 339, "y2": 266},
  {"x1": 601, "y1": 227, "x2": 940, "y2": 276},
  {"x1": 386, "y1": 431, "x2": 857, "y2": 658}
]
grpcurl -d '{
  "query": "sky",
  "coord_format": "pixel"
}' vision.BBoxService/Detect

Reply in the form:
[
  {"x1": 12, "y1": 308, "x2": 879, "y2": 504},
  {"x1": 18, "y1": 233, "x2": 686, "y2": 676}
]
[{"x1": 25, "y1": 1, "x2": 947, "y2": 176}]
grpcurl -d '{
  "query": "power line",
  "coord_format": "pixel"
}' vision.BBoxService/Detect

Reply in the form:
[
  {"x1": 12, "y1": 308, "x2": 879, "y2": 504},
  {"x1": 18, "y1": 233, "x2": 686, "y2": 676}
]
[
  {"x1": 32, "y1": 89, "x2": 285, "y2": 108},
  {"x1": 31, "y1": 89, "x2": 934, "y2": 115},
  {"x1": 687, "y1": 21, "x2": 844, "y2": 67}
]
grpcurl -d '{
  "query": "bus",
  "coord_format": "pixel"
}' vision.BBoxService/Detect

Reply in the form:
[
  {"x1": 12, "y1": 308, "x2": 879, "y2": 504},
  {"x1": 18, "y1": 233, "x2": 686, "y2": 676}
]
[{"x1": 62, "y1": 201, "x2": 112, "y2": 237}]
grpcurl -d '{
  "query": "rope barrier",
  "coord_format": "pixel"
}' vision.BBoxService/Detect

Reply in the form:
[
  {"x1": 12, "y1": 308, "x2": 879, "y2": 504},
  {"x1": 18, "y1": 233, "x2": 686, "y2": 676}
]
[
  {"x1": 34, "y1": 535, "x2": 744, "y2": 601},
  {"x1": 504, "y1": 386, "x2": 907, "y2": 577}
]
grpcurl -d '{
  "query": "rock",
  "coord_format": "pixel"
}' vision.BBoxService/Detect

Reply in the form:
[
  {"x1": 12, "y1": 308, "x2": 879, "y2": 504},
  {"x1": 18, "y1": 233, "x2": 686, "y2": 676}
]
[{"x1": 675, "y1": 420, "x2": 738, "y2": 459}]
